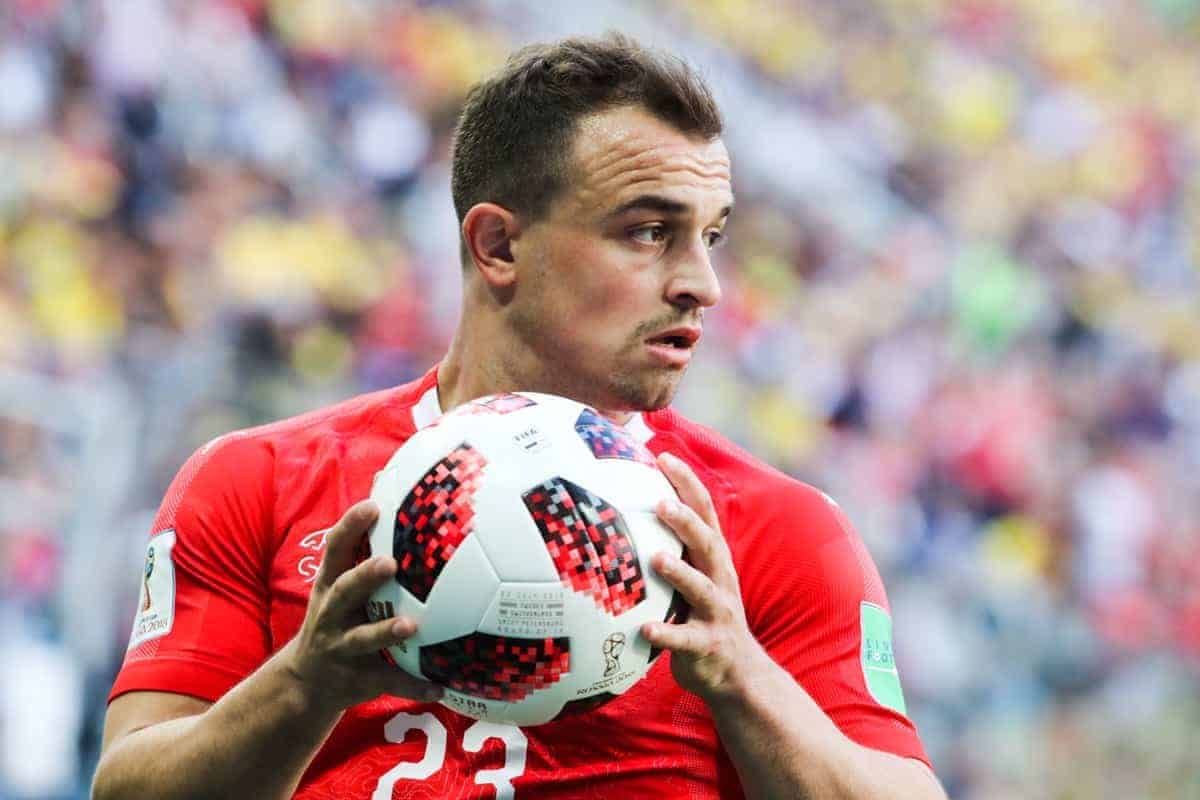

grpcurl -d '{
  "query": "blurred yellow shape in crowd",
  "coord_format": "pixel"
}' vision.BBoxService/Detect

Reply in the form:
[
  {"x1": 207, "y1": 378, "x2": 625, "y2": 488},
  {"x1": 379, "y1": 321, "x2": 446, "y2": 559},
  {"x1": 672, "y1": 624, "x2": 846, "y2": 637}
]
[
  {"x1": 747, "y1": 387, "x2": 824, "y2": 469},
  {"x1": 1025, "y1": 0, "x2": 1115, "y2": 89},
  {"x1": 268, "y1": 0, "x2": 376, "y2": 57},
  {"x1": 215, "y1": 214, "x2": 386, "y2": 312},
  {"x1": 672, "y1": 0, "x2": 826, "y2": 79},
  {"x1": 398, "y1": 11, "x2": 509, "y2": 97},
  {"x1": 1136, "y1": 51, "x2": 1200, "y2": 127},
  {"x1": 292, "y1": 323, "x2": 354, "y2": 385},
  {"x1": 935, "y1": 62, "x2": 1018, "y2": 153},
  {"x1": 12, "y1": 220, "x2": 123, "y2": 361},
  {"x1": 982, "y1": 513, "x2": 1053, "y2": 587},
  {"x1": 740, "y1": 251, "x2": 798, "y2": 322}
]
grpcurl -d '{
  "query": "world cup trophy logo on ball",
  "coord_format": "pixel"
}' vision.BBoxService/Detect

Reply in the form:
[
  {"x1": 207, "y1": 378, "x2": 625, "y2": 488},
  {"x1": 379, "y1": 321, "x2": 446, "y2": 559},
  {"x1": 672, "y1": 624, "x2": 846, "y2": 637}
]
[{"x1": 603, "y1": 633, "x2": 626, "y2": 677}]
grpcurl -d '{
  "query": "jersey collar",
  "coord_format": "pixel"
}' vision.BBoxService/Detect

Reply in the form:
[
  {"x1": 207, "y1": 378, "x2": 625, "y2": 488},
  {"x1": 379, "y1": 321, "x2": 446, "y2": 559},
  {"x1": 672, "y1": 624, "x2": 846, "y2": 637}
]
[
  {"x1": 409, "y1": 371, "x2": 655, "y2": 444},
  {"x1": 411, "y1": 381, "x2": 443, "y2": 430}
]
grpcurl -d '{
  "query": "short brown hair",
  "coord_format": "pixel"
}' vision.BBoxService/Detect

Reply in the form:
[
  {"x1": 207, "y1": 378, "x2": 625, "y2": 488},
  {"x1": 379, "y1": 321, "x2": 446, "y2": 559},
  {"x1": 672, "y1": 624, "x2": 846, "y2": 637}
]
[{"x1": 450, "y1": 33, "x2": 722, "y2": 239}]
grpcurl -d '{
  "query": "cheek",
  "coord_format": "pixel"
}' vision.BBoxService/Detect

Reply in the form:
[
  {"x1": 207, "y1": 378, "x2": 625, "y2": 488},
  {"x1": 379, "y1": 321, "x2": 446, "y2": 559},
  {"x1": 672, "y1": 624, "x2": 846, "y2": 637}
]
[
  {"x1": 537, "y1": 236, "x2": 651, "y2": 341},
  {"x1": 581, "y1": 245, "x2": 649, "y2": 305}
]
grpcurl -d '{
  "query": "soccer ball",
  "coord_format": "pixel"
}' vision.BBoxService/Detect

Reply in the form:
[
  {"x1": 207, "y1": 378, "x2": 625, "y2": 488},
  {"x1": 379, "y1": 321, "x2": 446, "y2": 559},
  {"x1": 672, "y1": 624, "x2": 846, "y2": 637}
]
[{"x1": 364, "y1": 392, "x2": 685, "y2": 726}]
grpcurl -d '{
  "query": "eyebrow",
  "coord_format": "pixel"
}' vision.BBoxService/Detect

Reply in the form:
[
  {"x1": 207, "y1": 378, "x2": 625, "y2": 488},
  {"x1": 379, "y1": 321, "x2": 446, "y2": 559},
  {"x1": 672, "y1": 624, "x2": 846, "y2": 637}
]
[{"x1": 606, "y1": 193, "x2": 734, "y2": 222}]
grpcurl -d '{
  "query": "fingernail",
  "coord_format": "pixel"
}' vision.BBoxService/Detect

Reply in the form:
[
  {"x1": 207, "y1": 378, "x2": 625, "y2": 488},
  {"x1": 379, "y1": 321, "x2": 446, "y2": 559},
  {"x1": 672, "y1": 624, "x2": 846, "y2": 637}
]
[{"x1": 391, "y1": 619, "x2": 413, "y2": 637}]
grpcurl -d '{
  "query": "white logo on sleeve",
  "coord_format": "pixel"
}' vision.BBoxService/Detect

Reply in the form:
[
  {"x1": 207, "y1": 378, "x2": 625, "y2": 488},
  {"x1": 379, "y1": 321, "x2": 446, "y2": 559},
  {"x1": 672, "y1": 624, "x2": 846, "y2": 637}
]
[{"x1": 128, "y1": 529, "x2": 177, "y2": 649}]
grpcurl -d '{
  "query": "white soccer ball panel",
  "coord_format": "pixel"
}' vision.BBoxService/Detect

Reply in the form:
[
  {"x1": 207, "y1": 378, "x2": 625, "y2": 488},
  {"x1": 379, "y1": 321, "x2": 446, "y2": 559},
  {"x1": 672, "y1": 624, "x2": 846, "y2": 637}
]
[
  {"x1": 469, "y1": 472, "x2": 561, "y2": 584},
  {"x1": 412, "y1": 534, "x2": 499, "y2": 643},
  {"x1": 588, "y1": 459, "x2": 679, "y2": 513}
]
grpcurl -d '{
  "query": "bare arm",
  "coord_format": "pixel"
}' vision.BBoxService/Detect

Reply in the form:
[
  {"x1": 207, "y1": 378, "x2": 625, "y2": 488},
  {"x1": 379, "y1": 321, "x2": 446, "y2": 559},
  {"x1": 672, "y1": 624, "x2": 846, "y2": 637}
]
[
  {"x1": 642, "y1": 454, "x2": 946, "y2": 800},
  {"x1": 92, "y1": 502, "x2": 441, "y2": 800},
  {"x1": 705, "y1": 649, "x2": 945, "y2": 799}
]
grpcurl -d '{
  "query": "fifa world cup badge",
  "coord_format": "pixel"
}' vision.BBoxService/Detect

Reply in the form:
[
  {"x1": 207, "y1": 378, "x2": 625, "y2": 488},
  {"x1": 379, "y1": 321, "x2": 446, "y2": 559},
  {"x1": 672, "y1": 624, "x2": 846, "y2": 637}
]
[
  {"x1": 603, "y1": 632, "x2": 626, "y2": 677},
  {"x1": 142, "y1": 547, "x2": 156, "y2": 611},
  {"x1": 128, "y1": 529, "x2": 178, "y2": 650}
]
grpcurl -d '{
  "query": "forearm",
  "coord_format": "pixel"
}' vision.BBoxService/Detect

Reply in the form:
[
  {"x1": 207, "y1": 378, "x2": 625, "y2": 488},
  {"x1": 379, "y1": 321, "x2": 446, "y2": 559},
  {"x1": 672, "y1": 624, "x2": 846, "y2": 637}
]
[
  {"x1": 93, "y1": 646, "x2": 340, "y2": 800},
  {"x1": 708, "y1": 650, "x2": 945, "y2": 800}
]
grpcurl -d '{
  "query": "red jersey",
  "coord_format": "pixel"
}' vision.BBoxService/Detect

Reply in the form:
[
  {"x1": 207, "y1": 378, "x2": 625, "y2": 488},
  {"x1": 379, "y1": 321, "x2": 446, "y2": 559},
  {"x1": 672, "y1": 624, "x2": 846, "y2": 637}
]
[{"x1": 111, "y1": 365, "x2": 929, "y2": 799}]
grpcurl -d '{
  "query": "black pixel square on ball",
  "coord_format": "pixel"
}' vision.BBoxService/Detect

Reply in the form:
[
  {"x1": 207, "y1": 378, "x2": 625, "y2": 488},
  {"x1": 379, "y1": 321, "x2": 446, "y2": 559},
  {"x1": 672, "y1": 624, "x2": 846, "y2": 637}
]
[{"x1": 392, "y1": 443, "x2": 488, "y2": 602}]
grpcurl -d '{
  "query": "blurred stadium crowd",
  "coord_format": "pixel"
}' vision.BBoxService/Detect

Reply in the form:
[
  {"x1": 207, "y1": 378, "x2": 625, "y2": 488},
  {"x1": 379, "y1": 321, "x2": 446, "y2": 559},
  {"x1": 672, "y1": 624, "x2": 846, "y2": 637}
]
[{"x1": 1, "y1": 0, "x2": 1198, "y2": 798}]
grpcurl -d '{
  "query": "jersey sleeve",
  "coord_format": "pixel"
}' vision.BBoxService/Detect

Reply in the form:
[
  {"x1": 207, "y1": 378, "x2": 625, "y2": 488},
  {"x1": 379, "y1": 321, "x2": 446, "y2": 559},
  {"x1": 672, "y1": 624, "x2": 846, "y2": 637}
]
[
  {"x1": 109, "y1": 433, "x2": 276, "y2": 704},
  {"x1": 733, "y1": 479, "x2": 931, "y2": 768}
]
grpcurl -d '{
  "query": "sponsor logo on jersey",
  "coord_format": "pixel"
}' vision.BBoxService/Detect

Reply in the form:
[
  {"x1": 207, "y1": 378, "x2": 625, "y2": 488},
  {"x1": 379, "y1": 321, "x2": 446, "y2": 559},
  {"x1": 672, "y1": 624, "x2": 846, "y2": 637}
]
[
  {"x1": 860, "y1": 601, "x2": 907, "y2": 715},
  {"x1": 128, "y1": 529, "x2": 177, "y2": 649},
  {"x1": 602, "y1": 632, "x2": 626, "y2": 677}
]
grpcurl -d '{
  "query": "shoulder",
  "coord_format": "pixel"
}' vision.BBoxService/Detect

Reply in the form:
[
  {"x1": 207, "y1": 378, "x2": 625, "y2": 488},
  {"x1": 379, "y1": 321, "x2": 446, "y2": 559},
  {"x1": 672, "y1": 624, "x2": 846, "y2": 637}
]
[
  {"x1": 231, "y1": 380, "x2": 425, "y2": 451},
  {"x1": 643, "y1": 407, "x2": 839, "y2": 534},
  {"x1": 157, "y1": 371, "x2": 433, "y2": 532},
  {"x1": 188, "y1": 368, "x2": 433, "y2": 472},
  {"x1": 643, "y1": 407, "x2": 885, "y2": 615}
]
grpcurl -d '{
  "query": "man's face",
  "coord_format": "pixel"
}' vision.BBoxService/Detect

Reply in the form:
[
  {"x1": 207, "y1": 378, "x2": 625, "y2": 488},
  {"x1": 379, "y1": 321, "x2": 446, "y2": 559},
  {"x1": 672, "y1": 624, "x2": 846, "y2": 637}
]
[{"x1": 507, "y1": 105, "x2": 733, "y2": 413}]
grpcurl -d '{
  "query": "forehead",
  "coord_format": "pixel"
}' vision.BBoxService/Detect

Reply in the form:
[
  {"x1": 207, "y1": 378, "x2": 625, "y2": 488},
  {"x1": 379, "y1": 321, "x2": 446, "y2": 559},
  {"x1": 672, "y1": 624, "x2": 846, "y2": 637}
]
[{"x1": 566, "y1": 106, "x2": 732, "y2": 216}]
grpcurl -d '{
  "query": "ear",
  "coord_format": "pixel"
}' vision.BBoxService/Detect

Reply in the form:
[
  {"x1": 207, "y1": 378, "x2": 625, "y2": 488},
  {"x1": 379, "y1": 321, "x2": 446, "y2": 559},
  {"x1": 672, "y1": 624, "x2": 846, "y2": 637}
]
[{"x1": 461, "y1": 202, "x2": 521, "y2": 288}]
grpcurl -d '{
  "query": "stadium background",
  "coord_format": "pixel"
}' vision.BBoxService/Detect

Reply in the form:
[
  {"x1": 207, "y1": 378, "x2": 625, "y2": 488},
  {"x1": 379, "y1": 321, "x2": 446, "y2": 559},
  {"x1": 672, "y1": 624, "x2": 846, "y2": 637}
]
[{"x1": 1, "y1": 0, "x2": 1198, "y2": 797}]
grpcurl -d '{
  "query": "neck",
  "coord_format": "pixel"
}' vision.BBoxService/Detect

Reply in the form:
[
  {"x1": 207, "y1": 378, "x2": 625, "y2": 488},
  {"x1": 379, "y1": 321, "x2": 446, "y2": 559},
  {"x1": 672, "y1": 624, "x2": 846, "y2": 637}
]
[
  {"x1": 437, "y1": 318, "x2": 634, "y2": 425},
  {"x1": 436, "y1": 327, "x2": 493, "y2": 413},
  {"x1": 437, "y1": 308, "x2": 536, "y2": 412}
]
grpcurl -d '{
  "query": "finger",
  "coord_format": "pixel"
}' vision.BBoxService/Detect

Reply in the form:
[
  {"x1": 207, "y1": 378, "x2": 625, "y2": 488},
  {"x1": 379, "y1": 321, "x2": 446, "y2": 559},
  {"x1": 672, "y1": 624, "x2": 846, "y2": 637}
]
[
  {"x1": 315, "y1": 500, "x2": 381, "y2": 590},
  {"x1": 651, "y1": 551, "x2": 722, "y2": 617},
  {"x1": 640, "y1": 616, "x2": 708, "y2": 656},
  {"x1": 359, "y1": 662, "x2": 445, "y2": 703},
  {"x1": 657, "y1": 452, "x2": 720, "y2": 530},
  {"x1": 322, "y1": 555, "x2": 396, "y2": 622},
  {"x1": 656, "y1": 498, "x2": 737, "y2": 589},
  {"x1": 338, "y1": 615, "x2": 418, "y2": 656}
]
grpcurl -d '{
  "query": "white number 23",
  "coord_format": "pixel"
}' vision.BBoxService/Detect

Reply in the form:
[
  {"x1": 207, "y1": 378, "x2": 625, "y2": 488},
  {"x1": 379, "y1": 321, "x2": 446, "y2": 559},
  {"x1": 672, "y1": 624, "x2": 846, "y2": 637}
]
[{"x1": 372, "y1": 712, "x2": 528, "y2": 800}]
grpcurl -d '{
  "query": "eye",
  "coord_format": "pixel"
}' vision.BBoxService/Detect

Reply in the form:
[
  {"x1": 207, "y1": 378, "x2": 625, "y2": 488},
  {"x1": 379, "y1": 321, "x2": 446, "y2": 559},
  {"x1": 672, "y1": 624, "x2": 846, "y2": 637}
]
[
  {"x1": 630, "y1": 224, "x2": 668, "y2": 245},
  {"x1": 705, "y1": 230, "x2": 728, "y2": 249}
]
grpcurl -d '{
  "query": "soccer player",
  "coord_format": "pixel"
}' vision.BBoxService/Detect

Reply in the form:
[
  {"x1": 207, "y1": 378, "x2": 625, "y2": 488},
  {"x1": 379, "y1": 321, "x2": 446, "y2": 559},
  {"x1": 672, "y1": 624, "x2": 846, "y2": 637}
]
[{"x1": 94, "y1": 34, "x2": 946, "y2": 800}]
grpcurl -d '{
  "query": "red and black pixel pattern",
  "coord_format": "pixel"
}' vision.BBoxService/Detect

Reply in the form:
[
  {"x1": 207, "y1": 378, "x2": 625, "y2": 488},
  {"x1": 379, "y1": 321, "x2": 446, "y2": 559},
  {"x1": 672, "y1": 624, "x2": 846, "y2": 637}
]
[
  {"x1": 473, "y1": 393, "x2": 537, "y2": 414},
  {"x1": 428, "y1": 393, "x2": 536, "y2": 429},
  {"x1": 522, "y1": 477, "x2": 646, "y2": 615},
  {"x1": 450, "y1": 393, "x2": 536, "y2": 419},
  {"x1": 393, "y1": 443, "x2": 487, "y2": 601},
  {"x1": 575, "y1": 408, "x2": 656, "y2": 466},
  {"x1": 420, "y1": 632, "x2": 570, "y2": 702}
]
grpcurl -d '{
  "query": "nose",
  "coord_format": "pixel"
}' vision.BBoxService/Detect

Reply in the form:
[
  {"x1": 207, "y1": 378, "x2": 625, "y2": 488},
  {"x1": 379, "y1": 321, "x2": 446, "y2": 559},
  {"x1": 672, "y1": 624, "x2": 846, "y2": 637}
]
[{"x1": 666, "y1": 239, "x2": 723, "y2": 311}]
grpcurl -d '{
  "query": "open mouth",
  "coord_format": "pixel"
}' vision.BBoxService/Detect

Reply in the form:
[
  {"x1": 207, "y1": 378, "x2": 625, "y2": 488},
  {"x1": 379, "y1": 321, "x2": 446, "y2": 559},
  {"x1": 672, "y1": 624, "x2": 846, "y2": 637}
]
[
  {"x1": 650, "y1": 335, "x2": 692, "y2": 349},
  {"x1": 645, "y1": 327, "x2": 701, "y2": 350}
]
